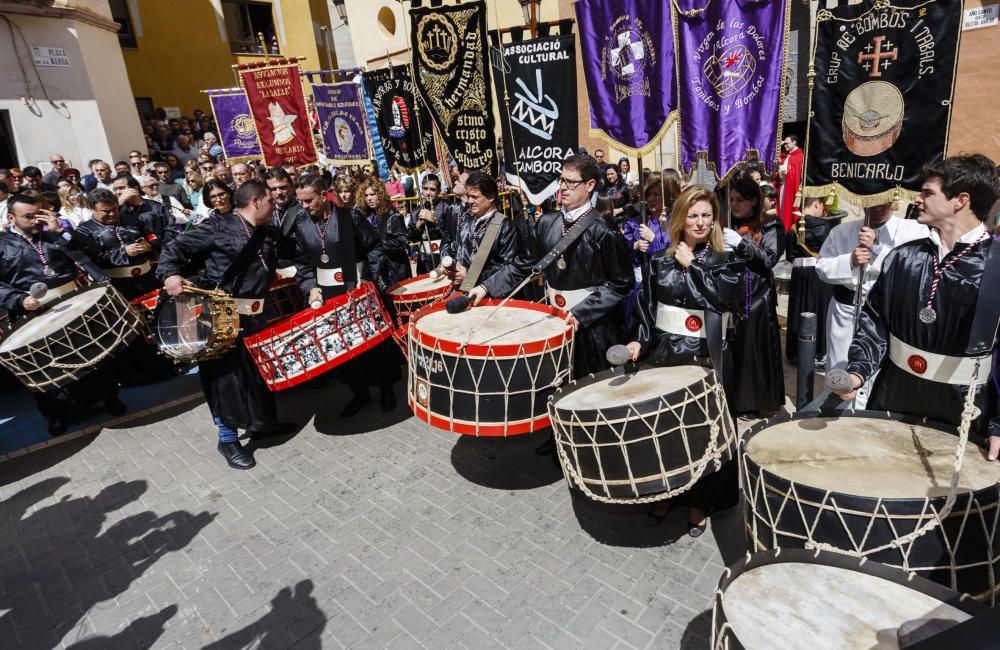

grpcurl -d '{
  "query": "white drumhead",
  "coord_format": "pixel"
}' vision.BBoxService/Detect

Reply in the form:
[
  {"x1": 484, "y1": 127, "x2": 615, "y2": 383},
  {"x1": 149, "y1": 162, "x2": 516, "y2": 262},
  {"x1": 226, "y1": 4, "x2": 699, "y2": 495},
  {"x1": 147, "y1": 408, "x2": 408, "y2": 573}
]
[
  {"x1": 723, "y1": 562, "x2": 970, "y2": 649},
  {"x1": 0, "y1": 286, "x2": 106, "y2": 352},
  {"x1": 416, "y1": 305, "x2": 569, "y2": 346},
  {"x1": 391, "y1": 274, "x2": 450, "y2": 296},
  {"x1": 746, "y1": 417, "x2": 998, "y2": 498},
  {"x1": 555, "y1": 365, "x2": 711, "y2": 410}
]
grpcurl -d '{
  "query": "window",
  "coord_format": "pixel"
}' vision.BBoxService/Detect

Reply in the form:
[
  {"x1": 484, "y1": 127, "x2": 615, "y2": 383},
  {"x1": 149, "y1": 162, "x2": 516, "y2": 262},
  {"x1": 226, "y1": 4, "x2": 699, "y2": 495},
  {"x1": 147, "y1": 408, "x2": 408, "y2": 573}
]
[
  {"x1": 109, "y1": 0, "x2": 137, "y2": 48},
  {"x1": 222, "y1": 0, "x2": 279, "y2": 55}
]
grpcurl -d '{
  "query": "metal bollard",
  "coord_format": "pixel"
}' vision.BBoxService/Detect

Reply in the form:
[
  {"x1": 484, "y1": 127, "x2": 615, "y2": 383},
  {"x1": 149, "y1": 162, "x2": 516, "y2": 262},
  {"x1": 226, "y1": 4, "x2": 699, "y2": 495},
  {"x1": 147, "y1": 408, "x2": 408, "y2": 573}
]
[{"x1": 796, "y1": 312, "x2": 817, "y2": 410}]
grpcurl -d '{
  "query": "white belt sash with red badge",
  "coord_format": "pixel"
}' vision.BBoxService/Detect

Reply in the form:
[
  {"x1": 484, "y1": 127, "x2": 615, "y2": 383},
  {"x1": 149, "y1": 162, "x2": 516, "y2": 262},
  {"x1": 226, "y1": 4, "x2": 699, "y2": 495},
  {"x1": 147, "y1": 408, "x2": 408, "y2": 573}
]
[{"x1": 655, "y1": 304, "x2": 732, "y2": 339}]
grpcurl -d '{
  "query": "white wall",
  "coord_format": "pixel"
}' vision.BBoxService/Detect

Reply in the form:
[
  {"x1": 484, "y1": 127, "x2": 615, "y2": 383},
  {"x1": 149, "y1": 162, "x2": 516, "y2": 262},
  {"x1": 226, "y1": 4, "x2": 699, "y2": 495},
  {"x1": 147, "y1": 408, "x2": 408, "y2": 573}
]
[{"x1": 0, "y1": 12, "x2": 143, "y2": 168}]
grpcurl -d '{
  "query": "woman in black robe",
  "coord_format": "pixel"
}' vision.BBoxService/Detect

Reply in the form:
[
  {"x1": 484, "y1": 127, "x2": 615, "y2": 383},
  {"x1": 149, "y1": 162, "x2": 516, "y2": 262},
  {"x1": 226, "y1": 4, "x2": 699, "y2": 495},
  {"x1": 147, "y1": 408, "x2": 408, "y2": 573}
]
[
  {"x1": 626, "y1": 186, "x2": 745, "y2": 535},
  {"x1": 728, "y1": 173, "x2": 785, "y2": 416},
  {"x1": 355, "y1": 179, "x2": 410, "y2": 288}
]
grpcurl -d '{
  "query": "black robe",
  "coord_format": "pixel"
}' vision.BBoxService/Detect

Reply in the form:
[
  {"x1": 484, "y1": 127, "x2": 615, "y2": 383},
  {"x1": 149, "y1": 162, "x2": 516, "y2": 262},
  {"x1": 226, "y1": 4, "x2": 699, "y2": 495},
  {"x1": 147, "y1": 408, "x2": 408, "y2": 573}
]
[
  {"x1": 440, "y1": 209, "x2": 523, "y2": 292},
  {"x1": 120, "y1": 198, "x2": 177, "y2": 249},
  {"x1": 407, "y1": 200, "x2": 457, "y2": 274},
  {"x1": 730, "y1": 218, "x2": 786, "y2": 414},
  {"x1": 631, "y1": 244, "x2": 745, "y2": 513},
  {"x1": 359, "y1": 208, "x2": 410, "y2": 288},
  {"x1": 486, "y1": 210, "x2": 633, "y2": 377},
  {"x1": 848, "y1": 235, "x2": 999, "y2": 435},
  {"x1": 784, "y1": 214, "x2": 837, "y2": 361},
  {"x1": 75, "y1": 216, "x2": 162, "y2": 301},
  {"x1": 0, "y1": 230, "x2": 118, "y2": 414},
  {"x1": 155, "y1": 213, "x2": 285, "y2": 431},
  {"x1": 271, "y1": 201, "x2": 304, "y2": 270}
]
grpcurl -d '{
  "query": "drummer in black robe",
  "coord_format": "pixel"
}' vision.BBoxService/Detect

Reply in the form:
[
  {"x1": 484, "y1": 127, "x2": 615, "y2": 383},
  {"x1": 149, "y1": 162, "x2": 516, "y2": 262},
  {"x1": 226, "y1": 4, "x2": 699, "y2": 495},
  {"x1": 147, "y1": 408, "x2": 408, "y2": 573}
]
[
  {"x1": 407, "y1": 174, "x2": 457, "y2": 275},
  {"x1": 784, "y1": 195, "x2": 839, "y2": 363},
  {"x1": 0, "y1": 193, "x2": 124, "y2": 434},
  {"x1": 472, "y1": 154, "x2": 633, "y2": 378},
  {"x1": 265, "y1": 166, "x2": 305, "y2": 279},
  {"x1": 836, "y1": 154, "x2": 1000, "y2": 461},
  {"x1": 292, "y1": 174, "x2": 389, "y2": 416},
  {"x1": 438, "y1": 172, "x2": 521, "y2": 292},
  {"x1": 727, "y1": 173, "x2": 785, "y2": 416},
  {"x1": 157, "y1": 180, "x2": 296, "y2": 470},
  {"x1": 626, "y1": 186, "x2": 745, "y2": 535},
  {"x1": 76, "y1": 188, "x2": 162, "y2": 301},
  {"x1": 112, "y1": 174, "x2": 176, "y2": 248}
]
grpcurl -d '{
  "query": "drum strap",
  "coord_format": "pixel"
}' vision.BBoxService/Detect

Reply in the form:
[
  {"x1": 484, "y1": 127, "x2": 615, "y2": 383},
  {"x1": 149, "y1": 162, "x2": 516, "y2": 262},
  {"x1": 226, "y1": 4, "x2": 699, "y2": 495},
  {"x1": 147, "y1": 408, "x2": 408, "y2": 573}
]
[
  {"x1": 530, "y1": 208, "x2": 601, "y2": 276},
  {"x1": 965, "y1": 238, "x2": 1000, "y2": 356},
  {"x1": 460, "y1": 212, "x2": 507, "y2": 292},
  {"x1": 220, "y1": 225, "x2": 268, "y2": 290}
]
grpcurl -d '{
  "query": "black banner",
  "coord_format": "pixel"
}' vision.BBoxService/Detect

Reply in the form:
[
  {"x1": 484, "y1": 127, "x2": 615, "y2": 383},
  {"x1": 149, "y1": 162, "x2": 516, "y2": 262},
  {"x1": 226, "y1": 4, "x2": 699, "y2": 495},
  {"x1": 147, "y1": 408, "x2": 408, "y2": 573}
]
[
  {"x1": 803, "y1": 0, "x2": 961, "y2": 206},
  {"x1": 410, "y1": 1, "x2": 497, "y2": 177},
  {"x1": 360, "y1": 65, "x2": 437, "y2": 170},
  {"x1": 491, "y1": 34, "x2": 578, "y2": 205}
]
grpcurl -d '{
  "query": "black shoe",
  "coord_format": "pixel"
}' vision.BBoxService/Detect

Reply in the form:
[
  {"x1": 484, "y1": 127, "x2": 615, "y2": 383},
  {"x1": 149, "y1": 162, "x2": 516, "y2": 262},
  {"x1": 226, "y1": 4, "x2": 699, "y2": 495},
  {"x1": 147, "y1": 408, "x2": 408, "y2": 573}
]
[
  {"x1": 535, "y1": 437, "x2": 556, "y2": 456},
  {"x1": 48, "y1": 415, "x2": 68, "y2": 436},
  {"x1": 217, "y1": 441, "x2": 255, "y2": 470},
  {"x1": 105, "y1": 398, "x2": 127, "y2": 417},
  {"x1": 687, "y1": 521, "x2": 707, "y2": 538},
  {"x1": 340, "y1": 393, "x2": 371, "y2": 418},
  {"x1": 247, "y1": 422, "x2": 297, "y2": 440},
  {"x1": 380, "y1": 387, "x2": 396, "y2": 412}
]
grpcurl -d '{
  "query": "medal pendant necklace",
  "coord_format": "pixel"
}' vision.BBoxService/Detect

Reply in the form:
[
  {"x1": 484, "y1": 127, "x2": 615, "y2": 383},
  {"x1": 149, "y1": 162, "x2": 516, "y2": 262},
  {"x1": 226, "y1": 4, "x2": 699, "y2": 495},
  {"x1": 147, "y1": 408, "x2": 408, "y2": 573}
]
[
  {"x1": 24, "y1": 236, "x2": 56, "y2": 277},
  {"x1": 919, "y1": 230, "x2": 989, "y2": 324},
  {"x1": 557, "y1": 215, "x2": 578, "y2": 271},
  {"x1": 314, "y1": 214, "x2": 332, "y2": 264}
]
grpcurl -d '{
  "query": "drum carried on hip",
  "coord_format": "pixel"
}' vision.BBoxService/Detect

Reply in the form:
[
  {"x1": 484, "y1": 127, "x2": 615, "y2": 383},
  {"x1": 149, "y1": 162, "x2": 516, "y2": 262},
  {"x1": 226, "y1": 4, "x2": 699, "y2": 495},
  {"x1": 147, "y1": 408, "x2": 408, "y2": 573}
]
[
  {"x1": 0, "y1": 282, "x2": 144, "y2": 391},
  {"x1": 154, "y1": 287, "x2": 240, "y2": 362},
  {"x1": 740, "y1": 411, "x2": 1000, "y2": 604},
  {"x1": 407, "y1": 299, "x2": 574, "y2": 436},
  {"x1": 712, "y1": 548, "x2": 983, "y2": 650},
  {"x1": 548, "y1": 364, "x2": 736, "y2": 502},
  {"x1": 244, "y1": 282, "x2": 392, "y2": 391}
]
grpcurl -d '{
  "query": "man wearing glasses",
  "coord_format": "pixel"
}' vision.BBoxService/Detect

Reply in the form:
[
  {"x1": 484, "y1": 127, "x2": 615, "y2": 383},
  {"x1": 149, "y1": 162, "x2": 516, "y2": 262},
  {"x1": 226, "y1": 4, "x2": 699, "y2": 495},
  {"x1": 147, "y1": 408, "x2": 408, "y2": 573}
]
[{"x1": 43, "y1": 154, "x2": 67, "y2": 187}]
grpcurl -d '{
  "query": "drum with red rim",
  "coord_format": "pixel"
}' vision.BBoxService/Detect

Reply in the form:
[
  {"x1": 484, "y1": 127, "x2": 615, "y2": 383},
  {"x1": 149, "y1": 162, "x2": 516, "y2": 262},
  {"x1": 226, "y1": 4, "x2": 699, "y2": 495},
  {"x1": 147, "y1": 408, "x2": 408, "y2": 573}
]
[
  {"x1": 407, "y1": 299, "x2": 574, "y2": 436},
  {"x1": 130, "y1": 288, "x2": 162, "y2": 312},
  {"x1": 387, "y1": 272, "x2": 452, "y2": 323},
  {"x1": 244, "y1": 283, "x2": 393, "y2": 391}
]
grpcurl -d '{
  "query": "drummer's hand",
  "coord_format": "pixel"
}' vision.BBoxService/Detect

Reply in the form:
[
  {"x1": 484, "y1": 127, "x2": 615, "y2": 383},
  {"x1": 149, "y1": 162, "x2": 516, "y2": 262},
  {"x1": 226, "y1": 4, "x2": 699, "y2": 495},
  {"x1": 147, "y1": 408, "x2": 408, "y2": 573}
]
[
  {"x1": 836, "y1": 373, "x2": 864, "y2": 401},
  {"x1": 675, "y1": 242, "x2": 694, "y2": 268},
  {"x1": 450, "y1": 262, "x2": 467, "y2": 285},
  {"x1": 988, "y1": 436, "x2": 1000, "y2": 462},
  {"x1": 850, "y1": 246, "x2": 871, "y2": 268},
  {"x1": 308, "y1": 288, "x2": 323, "y2": 308},
  {"x1": 626, "y1": 341, "x2": 641, "y2": 361},
  {"x1": 638, "y1": 223, "x2": 655, "y2": 243},
  {"x1": 468, "y1": 286, "x2": 488, "y2": 306},
  {"x1": 37, "y1": 209, "x2": 62, "y2": 234},
  {"x1": 21, "y1": 296, "x2": 41, "y2": 311},
  {"x1": 118, "y1": 187, "x2": 140, "y2": 206},
  {"x1": 634, "y1": 239, "x2": 650, "y2": 253},
  {"x1": 858, "y1": 227, "x2": 878, "y2": 249},
  {"x1": 419, "y1": 208, "x2": 435, "y2": 224},
  {"x1": 164, "y1": 275, "x2": 186, "y2": 297}
]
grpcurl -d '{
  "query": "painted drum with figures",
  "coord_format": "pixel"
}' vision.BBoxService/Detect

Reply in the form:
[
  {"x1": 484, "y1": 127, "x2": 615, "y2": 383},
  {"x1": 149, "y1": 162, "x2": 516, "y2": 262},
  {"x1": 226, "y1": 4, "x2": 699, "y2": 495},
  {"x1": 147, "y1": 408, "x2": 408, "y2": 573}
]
[
  {"x1": 548, "y1": 363, "x2": 737, "y2": 502},
  {"x1": 244, "y1": 282, "x2": 393, "y2": 391},
  {"x1": 407, "y1": 300, "x2": 574, "y2": 436},
  {"x1": 740, "y1": 411, "x2": 1000, "y2": 604}
]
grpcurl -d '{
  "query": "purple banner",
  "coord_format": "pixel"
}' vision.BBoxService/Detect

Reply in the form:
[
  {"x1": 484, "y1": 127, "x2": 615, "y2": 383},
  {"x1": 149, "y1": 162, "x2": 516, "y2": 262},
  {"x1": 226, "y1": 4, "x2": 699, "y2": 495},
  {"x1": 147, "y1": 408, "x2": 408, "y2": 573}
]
[
  {"x1": 574, "y1": 0, "x2": 676, "y2": 155},
  {"x1": 206, "y1": 89, "x2": 261, "y2": 162},
  {"x1": 675, "y1": 0, "x2": 791, "y2": 181},
  {"x1": 312, "y1": 82, "x2": 371, "y2": 165}
]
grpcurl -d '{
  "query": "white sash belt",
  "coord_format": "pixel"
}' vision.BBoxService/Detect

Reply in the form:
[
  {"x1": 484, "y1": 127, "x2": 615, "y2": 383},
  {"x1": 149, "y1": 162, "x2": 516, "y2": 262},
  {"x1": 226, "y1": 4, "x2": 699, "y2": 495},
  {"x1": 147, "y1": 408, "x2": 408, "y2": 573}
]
[
  {"x1": 233, "y1": 297, "x2": 265, "y2": 316},
  {"x1": 792, "y1": 257, "x2": 817, "y2": 268},
  {"x1": 276, "y1": 265, "x2": 297, "y2": 279},
  {"x1": 37, "y1": 281, "x2": 76, "y2": 306},
  {"x1": 888, "y1": 335, "x2": 990, "y2": 386},
  {"x1": 317, "y1": 263, "x2": 365, "y2": 287},
  {"x1": 104, "y1": 260, "x2": 151, "y2": 279},
  {"x1": 547, "y1": 286, "x2": 598, "y2": 311},
  {"x1": 420, "y1": 239, "x2": 442, "y2": 255},
  {"x1": 655, "y1": 304, "x2": 732, "y2": 339}
]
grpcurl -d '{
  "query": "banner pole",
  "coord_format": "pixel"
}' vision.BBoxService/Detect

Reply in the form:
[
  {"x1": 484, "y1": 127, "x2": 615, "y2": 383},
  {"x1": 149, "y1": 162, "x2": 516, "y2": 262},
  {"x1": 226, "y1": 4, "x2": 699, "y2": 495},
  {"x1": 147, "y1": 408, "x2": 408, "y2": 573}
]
[{"x1": 491, "y1": 0, "x2": 526, "y2": 204}]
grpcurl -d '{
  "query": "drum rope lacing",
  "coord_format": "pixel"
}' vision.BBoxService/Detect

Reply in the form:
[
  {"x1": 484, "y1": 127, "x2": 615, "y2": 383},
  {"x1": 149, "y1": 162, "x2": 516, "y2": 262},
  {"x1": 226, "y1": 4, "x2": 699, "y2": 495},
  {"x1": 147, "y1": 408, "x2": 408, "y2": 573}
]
[{"x1": 551, "y1": 378, "x2": 737, "y2": 505}]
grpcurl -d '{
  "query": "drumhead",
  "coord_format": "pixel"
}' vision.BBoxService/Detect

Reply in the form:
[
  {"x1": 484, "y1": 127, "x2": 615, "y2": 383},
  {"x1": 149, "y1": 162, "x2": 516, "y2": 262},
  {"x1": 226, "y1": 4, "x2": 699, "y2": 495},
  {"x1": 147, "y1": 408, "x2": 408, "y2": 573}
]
[
  {"x1": 416, "y1": 305, "x2": 568, "y2": 346},
  {"x1": 390, "y1": 273, "x2": 450, "y2": 296},
  {"x1": 155, "y1": 294, "x2": 214, "y2": 359},
  {"x1": 722, "y1": 561, "x2": 970, "y2": 648},
  {"x1": 0, "y1": 286, "x2": 104, "y2": 352},
  {"x1": 746, "y1": 417, "x2": 997, "y2": 498},
  {"x1": 554, "y1": 365, "x2": 710, "y2": 411}
]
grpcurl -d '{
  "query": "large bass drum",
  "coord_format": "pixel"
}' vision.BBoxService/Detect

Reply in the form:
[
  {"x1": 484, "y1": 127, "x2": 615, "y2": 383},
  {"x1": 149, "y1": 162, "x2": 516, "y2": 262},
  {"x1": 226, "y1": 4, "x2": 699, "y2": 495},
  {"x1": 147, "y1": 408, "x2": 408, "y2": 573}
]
[
  {"x1": 740, "y1": 411, "x2": 1000, "y2": 604},
  {"x1": 548, "y1": 363, "x2": 736, "y2": 502},
  {"x1": 712, "y1": 548, "x2": 983, "y2": 650},
  {"x1": 0, "y1": 282, "x2": 143, "y2": 390},
  {"x1": 387, "y1": 272, "x2": 452, "y2": 325},
  {"x1": 154, "y1": 288, "x2": 240, "y2": 362},
  {"x1": 407, "y1": 299, "x2": 574, "y2": 436}
]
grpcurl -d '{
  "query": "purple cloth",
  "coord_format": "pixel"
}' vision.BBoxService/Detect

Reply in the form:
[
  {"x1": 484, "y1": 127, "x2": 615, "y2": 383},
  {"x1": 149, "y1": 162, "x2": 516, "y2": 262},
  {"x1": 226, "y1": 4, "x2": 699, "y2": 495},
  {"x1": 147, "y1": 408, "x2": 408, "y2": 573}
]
[
  {"x1": 207, "y1": 90, "x2": 261, "y2": 161},
  {"x1": 675, "y1": 0, "x2": 789, "y2": 179},
  {"x1": 623, "y1": 215, "x2": 670, "y2": 262},
  {"x1": 574, "y1": 0, "x2": 676, "y2": 153},
  {"x1": 312, "y1": 82, "x2": 370, "y2": 163}
]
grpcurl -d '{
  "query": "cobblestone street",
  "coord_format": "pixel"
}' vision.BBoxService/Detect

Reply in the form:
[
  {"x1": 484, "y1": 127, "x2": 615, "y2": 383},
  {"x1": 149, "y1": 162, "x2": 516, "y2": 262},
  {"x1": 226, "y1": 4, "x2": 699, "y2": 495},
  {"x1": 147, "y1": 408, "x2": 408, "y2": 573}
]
[{"x1": 0, "y1": 378, "x2": 749, "y2": 649}]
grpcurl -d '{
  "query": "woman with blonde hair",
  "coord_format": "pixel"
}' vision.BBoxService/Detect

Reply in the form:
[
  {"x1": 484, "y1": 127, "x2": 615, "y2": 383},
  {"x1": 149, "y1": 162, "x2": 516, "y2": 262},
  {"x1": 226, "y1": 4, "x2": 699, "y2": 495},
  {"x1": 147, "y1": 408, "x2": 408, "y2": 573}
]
[
  {"x1": 625, "y1": 185, "x2": 745, "y2": 535},
  {"x1": 58, "y1": 184, "x2": 91, "y2": 228}
]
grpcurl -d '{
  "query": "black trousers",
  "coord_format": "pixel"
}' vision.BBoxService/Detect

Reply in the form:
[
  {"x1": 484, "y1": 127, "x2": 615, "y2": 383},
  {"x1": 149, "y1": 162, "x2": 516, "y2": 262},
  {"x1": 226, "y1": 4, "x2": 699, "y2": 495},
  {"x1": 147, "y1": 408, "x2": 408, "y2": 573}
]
[{"x1": 199, "y1": 326, "x2": 277, "y2": 432}]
